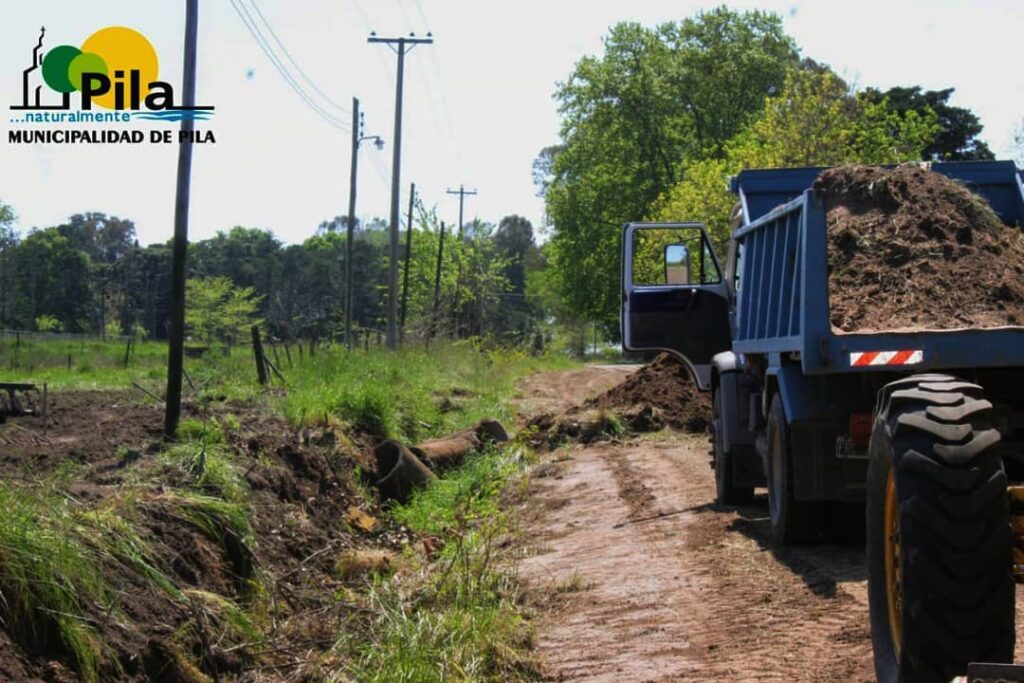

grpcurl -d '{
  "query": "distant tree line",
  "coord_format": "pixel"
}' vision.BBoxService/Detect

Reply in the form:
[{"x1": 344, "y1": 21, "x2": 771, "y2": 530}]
[{"x1": 0, "y1": 204, "x2": 552, "y2": 347}]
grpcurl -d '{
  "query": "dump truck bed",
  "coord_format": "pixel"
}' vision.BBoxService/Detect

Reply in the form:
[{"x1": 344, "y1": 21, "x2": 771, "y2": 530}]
[{"x1": 729, "y1": 161, "x2": 1024, "y2": 375}]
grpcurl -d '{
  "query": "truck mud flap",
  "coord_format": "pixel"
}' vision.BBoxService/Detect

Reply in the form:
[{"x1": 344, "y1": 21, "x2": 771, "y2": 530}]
[{"x1": 790, "y1": 420, "x2": 866, "y2": 503}]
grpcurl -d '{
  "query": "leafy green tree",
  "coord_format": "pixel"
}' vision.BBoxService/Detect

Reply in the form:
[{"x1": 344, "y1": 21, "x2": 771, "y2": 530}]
[
  {"x1": 659, "y1": 7, "x2": 801, "y2": 157},
  {"x1": 56, "y1": 213, "x2": 137, "y2": 264},
  {"x1": 541, "y1": 7, "x2": 798, "y2": 325},
  {"x1": 453, "y1": 221, "x2": 513, "y2": 339},
  {"x1": 185, "y1": 276, "x2": 262, "y2": 345},
  {"x1": 648, "y1": 158, "x2": 735, "y2": 251},
  {"x1": 138, "y1": 244, "x2": 171, "y2": 339},
  {"x1": 725, "y1": 68, "x2": 938, "y2": 170},
  {"x1": 15, "y1": 228, "x2": 93, "y2": 332},
  {"x1": 34, "y1": 315, "x2": 60, "y2": 332},
  {"x1": 652, "y1": 66, "x2": 940, "y2": 246},
  {"x1": 0, "y1": 198, "x2": 548, "y2": 346},
  {"x1": 861, "y1": 86, "x2": 993, "y2": 160},
  {"x1": 490, "y1": 215, "x2": 539, "y2": 342},
  {"x1": 189, "y1": 227, "x2": 281, "y2": 309}
]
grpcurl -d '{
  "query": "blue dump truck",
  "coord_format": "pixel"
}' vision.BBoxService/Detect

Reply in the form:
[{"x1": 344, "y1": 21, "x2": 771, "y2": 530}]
[{"x1": 620, "y1": 161, "x2": 1024, "y2": 682}]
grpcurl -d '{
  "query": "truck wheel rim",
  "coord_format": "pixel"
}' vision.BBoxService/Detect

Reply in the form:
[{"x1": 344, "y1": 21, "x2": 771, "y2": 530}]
[{"x1": 884, "y1": 468, "x2": 903, "y2": 660}]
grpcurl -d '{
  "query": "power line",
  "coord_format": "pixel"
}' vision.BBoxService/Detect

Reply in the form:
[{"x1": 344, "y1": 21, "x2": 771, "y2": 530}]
[
  {"x1": 232, "y1": 0, "x2": 348, "y2": 128},
  {"x1": 348, "y1": 0, "x2": 396, "y2": 89},
  {"x1": 393, "y1": 1, "x2": 441, "y2": 148},
  {"x1": 249, "y1": 0, "x2": 351, "y2": 115},
  {"x1": 409, "y1": 0, "x2": 430, "y2": 29},
  {"x1": 402, "y1": 0, "x2": 460, "y2": 163},
  {"x1": 367, "y1": 144, "x2": 391, "y2": 188},
  {"x1": 229, "y1": 0, "x2": 349, "y2": 131},
  {"x1": 230, "y1": 0, "x2": 347, "y2": 129}
]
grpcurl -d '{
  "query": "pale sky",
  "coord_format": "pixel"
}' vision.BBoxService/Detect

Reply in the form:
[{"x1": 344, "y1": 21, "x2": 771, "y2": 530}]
[{"x1": 2, "y1": 0, "x2": 1022, "y2": 246}]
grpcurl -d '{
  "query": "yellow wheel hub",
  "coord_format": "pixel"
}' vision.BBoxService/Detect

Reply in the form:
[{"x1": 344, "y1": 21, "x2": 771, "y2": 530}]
[{"x1": 884, "y1": 468, "x2": 903, "y2": 660}]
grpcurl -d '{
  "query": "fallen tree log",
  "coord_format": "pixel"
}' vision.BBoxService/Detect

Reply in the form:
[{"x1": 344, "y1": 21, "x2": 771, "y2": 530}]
[
  {"x1": 374, "y1": 440, "x2": 435, "y2": 503},
  {"x1": 410, "y1": 418, "x2": 511, "y2": 470},
  {"x1": 373, "y1": 419, "x2": 511, "y2": 500}
]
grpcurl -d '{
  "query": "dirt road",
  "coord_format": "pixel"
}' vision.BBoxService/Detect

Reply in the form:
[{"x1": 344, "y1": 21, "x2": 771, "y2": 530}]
[
  {"x1": 515, "y1": 364, "x2": 637, "y2": 418},
  {"x1": 515, "y1": 365, "x2": 1024, "y2": 682}
]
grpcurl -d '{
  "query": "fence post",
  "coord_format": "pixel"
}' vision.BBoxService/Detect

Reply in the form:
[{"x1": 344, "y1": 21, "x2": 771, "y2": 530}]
[
  {"x1": 270, "y1": 340, "x2": 282, "y2": 369},
  {"x1": 251, "y1": 326, "x2": 268, "y2": 386}
]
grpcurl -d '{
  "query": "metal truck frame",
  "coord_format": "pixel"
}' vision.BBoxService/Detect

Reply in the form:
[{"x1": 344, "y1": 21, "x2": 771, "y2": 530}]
[{"x1": 621, "y1": 161, "x2": 1024, "y2": 682}]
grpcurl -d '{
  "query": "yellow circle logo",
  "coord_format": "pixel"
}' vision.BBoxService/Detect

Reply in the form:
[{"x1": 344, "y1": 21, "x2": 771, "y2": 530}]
[{"x1": 42, "y1": 26, "x2": 159, "y2": 110}]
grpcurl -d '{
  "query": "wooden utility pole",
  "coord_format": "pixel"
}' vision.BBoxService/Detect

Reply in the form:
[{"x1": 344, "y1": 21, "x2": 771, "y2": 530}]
[
  {"x1": 368, "y1": 32, "x2": 433, "y2": 350},
  {"x1": 431, "y1": 220, "x2": 446, "y2": 340},
  {"x1": 399, "y1": 182, "x2": 415, "y2": 341},
  {"x1": 446, "y1": 185, "x2": 476, "y2": 337},
  {"x1": 345, "y1": 98, "x2": 359, "y2": 351},
  {"x1": 164, "y1": 0, "x2": 199, "y2": 439},
  {"x1": 446, "y1": 184, "x2": 477, "y2": 238},
  {"x1": 344, "y1": 100, "x2": 383, "y2": 351}
]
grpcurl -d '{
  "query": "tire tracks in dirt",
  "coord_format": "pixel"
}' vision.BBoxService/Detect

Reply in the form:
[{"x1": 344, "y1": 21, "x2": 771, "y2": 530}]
[{"x1": 519, "y1": 435, "x2": 876, "y2": 682}]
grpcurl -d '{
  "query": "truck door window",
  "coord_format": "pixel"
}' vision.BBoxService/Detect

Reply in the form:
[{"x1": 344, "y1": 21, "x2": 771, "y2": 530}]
[{"x1": 631, "y1": 227, "x2": 721, "y2": 286}]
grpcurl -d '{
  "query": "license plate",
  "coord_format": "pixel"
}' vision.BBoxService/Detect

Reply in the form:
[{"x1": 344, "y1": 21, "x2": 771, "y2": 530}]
[{"x1": 964, "y1": 662, "x2": 1024, "y2": 683}]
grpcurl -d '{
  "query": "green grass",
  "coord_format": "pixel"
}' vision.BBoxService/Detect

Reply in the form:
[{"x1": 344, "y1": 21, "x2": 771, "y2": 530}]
[
  {"x1": 0, "y1": 481, "x2": 265, "y2": 682},
  {"x1": 282, "y1": 342, "x2": 573, "y2": 441},
  {"x1": 160, "y1": 418, "x2": 249, "y2": 504},
  {"x1": 0, "y1": 485, "x2": 192, "y2": 682},
  {"x1": 336, "y1": 445, "x2": 538, "y2": 682},
  {"x1": 390, "y1": 446, "x2": 530, "y2": 535},
  {"x1": 154, "y1": 489, "x2": 254, "y2": 552},
  {"x1": 0, "y1": 336, "x2": 168, "y2": 389},
  {"x1": 1, "y1": 337, "x2": 575, "y2": 439},
  {"x1": 0, "y1": 337, "x2": 576, "y2": 679},
  {"x1": 0, "y1": 486, "x2": 108, "y2": 681}
]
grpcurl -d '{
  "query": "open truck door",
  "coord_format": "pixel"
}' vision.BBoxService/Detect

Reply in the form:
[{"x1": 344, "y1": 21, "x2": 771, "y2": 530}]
[{"x1": 621, "y1": 222, "x2": 731, "y2": 390}]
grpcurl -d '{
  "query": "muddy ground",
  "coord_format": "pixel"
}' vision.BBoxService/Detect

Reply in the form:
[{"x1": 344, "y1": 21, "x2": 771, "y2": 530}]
[
  {"x1": 515, "y1": 364, "x2": 1024, "y2": 682},
  {"x1": 0, "y1": 390, "x2": 404, "y2": 681}
]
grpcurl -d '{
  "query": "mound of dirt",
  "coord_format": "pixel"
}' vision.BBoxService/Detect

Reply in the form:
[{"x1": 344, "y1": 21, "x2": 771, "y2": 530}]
[
  {"x1": 817, "y1": 164, "x2": 1024, "y2": 332},
  {"x1": 587, "y1": 353, "x2": 710, "y2": 433}
]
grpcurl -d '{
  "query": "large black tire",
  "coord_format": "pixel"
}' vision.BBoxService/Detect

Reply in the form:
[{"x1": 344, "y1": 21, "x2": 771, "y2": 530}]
[
  {"x1": 867, "y1": 374, "x2": 1014, "y2": 682},
  {"x1": 713, "y1": 384, "x2": 753, "y2": 505},
  {"x1": 766, "y1": 394, "x2": 825, "y2": 543}
]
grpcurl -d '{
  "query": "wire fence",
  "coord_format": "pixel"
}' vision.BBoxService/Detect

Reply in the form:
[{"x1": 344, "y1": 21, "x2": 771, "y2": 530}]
[{"x1": 0, "y1": 329, "x2": 135, "y2": 344}]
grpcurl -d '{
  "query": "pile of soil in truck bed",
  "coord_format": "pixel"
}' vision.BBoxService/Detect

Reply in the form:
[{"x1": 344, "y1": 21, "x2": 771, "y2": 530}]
[
  {"x1": 586, "y1": 353, "x2": 710, "y2": 432},
  {"x1": 816, "y1": 164, "x2": 1024, "y2": 333}
]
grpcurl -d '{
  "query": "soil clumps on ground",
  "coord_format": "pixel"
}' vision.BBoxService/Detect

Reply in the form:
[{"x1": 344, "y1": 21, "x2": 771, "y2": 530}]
[
  {"x1": 585, "y1": 353, "x2": 710, "y2": 432},
  {"x1": 526, "y1": 354, "x2": 710, "y2": 449},
  {"x1": 0, "y1": 391, "x2": 411, "y2": 680}
]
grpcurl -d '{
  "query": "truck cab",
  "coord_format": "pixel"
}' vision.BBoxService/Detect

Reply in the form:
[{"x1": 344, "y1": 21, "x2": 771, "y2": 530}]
[{"x1": 621, "y1": 161, "x2": 1024, "y2": 682}]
